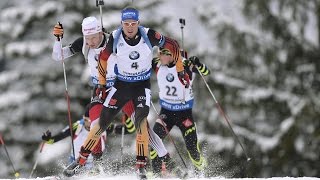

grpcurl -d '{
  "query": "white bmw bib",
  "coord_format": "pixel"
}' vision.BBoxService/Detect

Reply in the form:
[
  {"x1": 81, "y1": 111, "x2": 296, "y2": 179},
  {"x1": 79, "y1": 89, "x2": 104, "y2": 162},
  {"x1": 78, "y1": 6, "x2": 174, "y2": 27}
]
[
  {"x1": 113, "y1": 31, "x2": 152, "y2": 82},
  {"x1": 157, "y1": 65, "x2": 194, "y2": 111}
]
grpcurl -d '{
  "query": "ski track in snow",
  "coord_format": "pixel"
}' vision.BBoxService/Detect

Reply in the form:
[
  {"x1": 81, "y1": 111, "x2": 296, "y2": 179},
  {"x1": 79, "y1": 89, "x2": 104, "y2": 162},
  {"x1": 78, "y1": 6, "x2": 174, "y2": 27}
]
[{"x1": 1, "y1": 176, "x2": 320, "y2": 180}]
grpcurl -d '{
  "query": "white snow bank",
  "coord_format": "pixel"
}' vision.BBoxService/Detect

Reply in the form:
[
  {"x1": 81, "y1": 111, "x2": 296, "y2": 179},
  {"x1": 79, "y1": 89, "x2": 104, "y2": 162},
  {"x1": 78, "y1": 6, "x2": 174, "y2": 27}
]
[{"x1": 4, "y1": 175, "x2": 320, "y2": 180}]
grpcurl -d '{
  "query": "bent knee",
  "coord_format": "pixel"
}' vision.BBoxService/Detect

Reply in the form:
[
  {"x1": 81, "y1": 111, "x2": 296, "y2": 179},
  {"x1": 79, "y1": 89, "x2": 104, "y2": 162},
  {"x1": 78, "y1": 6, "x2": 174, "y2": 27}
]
[{"x1": 134, "y1": 107, "x2": 149, "y2": 127}]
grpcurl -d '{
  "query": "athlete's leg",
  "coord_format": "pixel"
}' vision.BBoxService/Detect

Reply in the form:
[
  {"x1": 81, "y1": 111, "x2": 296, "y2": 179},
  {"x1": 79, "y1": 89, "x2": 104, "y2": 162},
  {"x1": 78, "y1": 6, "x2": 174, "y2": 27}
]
[
  {"x1": 89, "y1": 99, "x2": 104, "y2": 158},
  {"x1": 132, "y1": 88, "x2": 151, "y2": 165},
  {"x1": 176, "y1": 109, "x2": 206, "y2": 171},
  {"x1": 122, "y1": 100, "x2": 168, "y2": 157},
  {"x1": 150, "y1": 109, "x2": 174, "y2": 175},
  {"x1": 79, "y1": 87, "x2": 127, "y2": 164},
  {"x1": 121, "y1": 100, "x2": 136, "y2": 133}
]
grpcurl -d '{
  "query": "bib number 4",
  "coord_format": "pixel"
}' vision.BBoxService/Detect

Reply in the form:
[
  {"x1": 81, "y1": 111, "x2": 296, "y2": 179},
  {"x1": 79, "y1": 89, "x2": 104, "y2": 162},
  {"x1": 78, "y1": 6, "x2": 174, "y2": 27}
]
[{"x1": 131, "y1": 62, "x2": 139, "y2": 69}]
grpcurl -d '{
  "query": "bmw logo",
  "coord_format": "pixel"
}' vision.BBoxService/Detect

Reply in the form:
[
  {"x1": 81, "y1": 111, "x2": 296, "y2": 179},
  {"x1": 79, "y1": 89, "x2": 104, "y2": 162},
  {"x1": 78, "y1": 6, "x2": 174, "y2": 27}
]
[
  {"x1": 166, "y1": 73, "x2": 174, "y2": 82},
  {"x1": 129, "y1": 51, "x2": 140, "y2": 60}
]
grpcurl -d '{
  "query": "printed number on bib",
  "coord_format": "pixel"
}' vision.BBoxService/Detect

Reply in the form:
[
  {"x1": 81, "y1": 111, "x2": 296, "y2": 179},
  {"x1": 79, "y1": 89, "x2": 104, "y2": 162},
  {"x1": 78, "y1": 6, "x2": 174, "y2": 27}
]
[
  {"x1": 131, "y1": 62, "x2": 139, "y2": 69},
  {"x1": 165, "y1": 86, "x2": 177, "y2": 96}
]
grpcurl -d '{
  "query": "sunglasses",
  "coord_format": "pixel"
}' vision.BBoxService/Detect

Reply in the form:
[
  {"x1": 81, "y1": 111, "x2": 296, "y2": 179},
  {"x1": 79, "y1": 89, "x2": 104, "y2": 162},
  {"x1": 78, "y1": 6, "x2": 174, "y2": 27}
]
[{"x1": 122, "y1": 21, "x2": 139, "y2": 27}]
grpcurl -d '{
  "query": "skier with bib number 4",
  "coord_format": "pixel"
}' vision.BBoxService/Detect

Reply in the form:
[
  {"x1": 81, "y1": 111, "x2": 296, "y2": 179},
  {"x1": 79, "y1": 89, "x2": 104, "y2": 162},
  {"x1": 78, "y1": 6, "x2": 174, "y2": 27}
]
[
  {"x1": 59, "y1": 14, "x2": 185, "y2": 179},
  {"x1": 65, "y1": 7, "x2": 189, "y2": 179}
]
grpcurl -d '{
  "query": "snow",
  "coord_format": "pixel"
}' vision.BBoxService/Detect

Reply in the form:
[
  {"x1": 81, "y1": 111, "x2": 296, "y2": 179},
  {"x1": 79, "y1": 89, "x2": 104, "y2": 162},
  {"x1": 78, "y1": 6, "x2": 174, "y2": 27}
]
[
  {"x1": 240, "y1": 88, "x2": 273, "y2": 102},
  {"x1": 0, "y1": 0, "x2": 319, "y2": 178},
  {"x1": 0, "y1": 71, "x2": 20, "y2": 86},
  {"x1": 213, "y1": 72, "x2": 248, "y2": 88},
  {"x1": 2, "y1": 176, "x2": 320, "y2": 180},
  {"x1": 5, "y1": 40, "x2": 51, "y2": 57},
  {"x1": 0, "y1": 91, "x2": 30, "y2": 108},
  {"x1": 199, "y1": 134, "x2": 235, "y2": 152},
  {"x1": 232, "y1": 116, "x2": 295, "y2": 152},
  {"x1": 37, "y1": 140, "x2": 70, "y2": 164}
]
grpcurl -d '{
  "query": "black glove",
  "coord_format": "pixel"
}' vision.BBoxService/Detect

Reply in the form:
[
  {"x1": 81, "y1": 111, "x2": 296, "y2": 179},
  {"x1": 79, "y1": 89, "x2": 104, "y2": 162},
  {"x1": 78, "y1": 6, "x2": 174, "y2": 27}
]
[
  {"x1": 106, "y1": 124, "x2": 115, "y2": 135},
  {"x1": 189, "y1": 56, "x2": 201, "y2": 67},
  {"x1": 114, "y1": 124, "x2": 134, "y2": 134},
  {"x1": 42, "y1": 130, "x2": 53, "y2": 143},
  {"x1": 178, "y1": 71, "x2": 190, "y2": 88},
  {"x1": 183, "y1": 59, "x2": 192, "y2": 67},
  {"x1": 53, "y1": 22, "x2": 63, "y2": 41},
  {"x1": 42, "y1": 130, "x2": 51, "y2": 141},
  {"x1": 114, "y1": 124, "x2": 124, "y2": 134}
]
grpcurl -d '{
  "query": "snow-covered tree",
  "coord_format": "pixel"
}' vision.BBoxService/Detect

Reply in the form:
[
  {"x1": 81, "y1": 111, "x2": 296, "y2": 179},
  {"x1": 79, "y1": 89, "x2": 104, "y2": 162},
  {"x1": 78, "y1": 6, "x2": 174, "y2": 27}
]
[
  {"x1": 0, "y1": 0, "x2": 319, "y2": 178},
  {"x1": 193, "y1": 0, "x2": 320, "y2": 177}
]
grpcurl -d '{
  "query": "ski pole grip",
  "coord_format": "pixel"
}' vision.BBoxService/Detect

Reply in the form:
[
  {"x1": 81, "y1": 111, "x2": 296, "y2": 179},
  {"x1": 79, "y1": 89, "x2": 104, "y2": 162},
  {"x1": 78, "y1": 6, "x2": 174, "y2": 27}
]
[
  {"x1": 56, "y1": 21, "x2": 63, "y2": 41},
  {"x1": 96, "y1": 0, "x2": 104, "y2": 7},
  {"x1": 179, "y1": 18, "x2": 186, "y2": 26}
]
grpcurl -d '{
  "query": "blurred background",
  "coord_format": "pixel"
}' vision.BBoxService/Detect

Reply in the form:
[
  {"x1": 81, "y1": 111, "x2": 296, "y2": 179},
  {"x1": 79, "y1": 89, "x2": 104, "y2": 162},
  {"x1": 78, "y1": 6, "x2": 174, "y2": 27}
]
[{"x1": 0, "y1": 0, "x2": 319, "y2": 179}]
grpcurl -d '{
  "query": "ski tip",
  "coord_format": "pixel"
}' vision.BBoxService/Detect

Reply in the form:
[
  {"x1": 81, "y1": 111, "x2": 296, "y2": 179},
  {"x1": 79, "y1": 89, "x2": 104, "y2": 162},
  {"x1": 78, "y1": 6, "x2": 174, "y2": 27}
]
[{"x1": 247, "y1": 157, "x2": 252, "y2": 162}]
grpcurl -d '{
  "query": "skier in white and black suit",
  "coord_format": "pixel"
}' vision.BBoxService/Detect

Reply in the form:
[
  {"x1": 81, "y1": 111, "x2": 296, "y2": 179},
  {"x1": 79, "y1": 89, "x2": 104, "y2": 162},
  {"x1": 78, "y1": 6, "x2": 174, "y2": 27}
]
[
  {"x1": 41, "y1": 104, "x2": 107, "y2": 170},
  {"x1": 51, "y1": 16, "x2": 139, "y2": 166},
  {"x1": 151, "y1": 48, "x2": 210, "y2": 176},
  {"x1": 52, "y1": 16, "x2": 111, "y2": 161},
  {"x1": 52, "y1": 16, "x2": 107, "y2": 91},
  {"x1": 41, "y1": 104, "x2": 132, "y2": 171}
]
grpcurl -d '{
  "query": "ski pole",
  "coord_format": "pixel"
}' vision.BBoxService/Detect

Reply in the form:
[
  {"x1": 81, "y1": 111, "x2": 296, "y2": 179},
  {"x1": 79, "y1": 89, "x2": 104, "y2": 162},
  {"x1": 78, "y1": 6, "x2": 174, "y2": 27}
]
[
  {"x1": 0, "y1": 133, "x2": 20, "y2": 178},
  {"x1": 195, "y1": 65, "x2": 251, "y2": 161},
  {"x1": 29, "y1": 142, "x2": 45, "y2": 178},
  {"x1": 120, "y1": 114, "x2": 126, "y2": 166},
  {"x1": 57, "y1": 22, "x2": 76, "y2": 160},
  {"x1": 179, "y1": 18, "x2": 185, "y2": 51},
  {"x1": 150, "y1": 102, "x2": 188, "y2": 169},
  {"x1": 96, "y1": 0, "x2": 106, "y2": 33},
  {"x1": 179, "y1": 18, "x2": 187, "y2": 104}
]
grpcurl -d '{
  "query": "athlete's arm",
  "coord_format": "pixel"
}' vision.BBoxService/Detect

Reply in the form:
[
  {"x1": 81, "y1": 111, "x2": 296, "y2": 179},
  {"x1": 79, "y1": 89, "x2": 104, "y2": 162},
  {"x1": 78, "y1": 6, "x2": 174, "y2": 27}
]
[
  {"x1": 98, "y1": 35, "x2": 114, "y2": 86},
  {"x1": 184, "y1": 56, "x2": 210, "y2": 76},
  {"x1": 52, "y1": 37, "x2": 83, "y2": 61},
  {"x1": 148, "y1": 29, "x2": 184, "y2": 73},
  {"x1": 52, "y1": 122, "x2": 78, "y2": 142}
]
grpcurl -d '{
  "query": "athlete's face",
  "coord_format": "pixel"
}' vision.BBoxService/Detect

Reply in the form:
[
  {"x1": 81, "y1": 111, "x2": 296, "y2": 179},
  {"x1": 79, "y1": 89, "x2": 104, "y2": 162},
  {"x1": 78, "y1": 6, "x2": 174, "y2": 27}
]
[
  {"x1": 159, "y1": 54, "x2": 173, "y2": 65},
  {"x1": 84, "y1": 32, "x2": 103, "y2": 48},
  {"x1": 83, "y1": 116, "x2": 91, "y2": 130},
  {"x1": 122, "y1": 20, "x2": 139, "y2": 38}
]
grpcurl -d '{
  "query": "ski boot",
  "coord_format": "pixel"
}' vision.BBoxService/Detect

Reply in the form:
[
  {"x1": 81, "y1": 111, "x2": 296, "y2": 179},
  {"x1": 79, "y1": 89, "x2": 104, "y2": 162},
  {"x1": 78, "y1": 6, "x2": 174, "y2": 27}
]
[
  {"x1": 63, "y1": 148, "x2": 90, "y2": 177},
  {"x1": 162, "y1": 153, "x2": 188, "y2": 179},
  {"x1": 136, "y1": 156, "x2": 147, "y2": 180},
  {"x1": 192, "y1": 156, "x2": 207, "y2": 178},
  {"x1": 151, "y1": 154, "x2": 162, "y2": 178},
  {"x1": 90, "y1": 152, "x2": 104, "y2": 175},
  {"x1": 63, "y1": 159, "x2": 84, "y2": 177}
]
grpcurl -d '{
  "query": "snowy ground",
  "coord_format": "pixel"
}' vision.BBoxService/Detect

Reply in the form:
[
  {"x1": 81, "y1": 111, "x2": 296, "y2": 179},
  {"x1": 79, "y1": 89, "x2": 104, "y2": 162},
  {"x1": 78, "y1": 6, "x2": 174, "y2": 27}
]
[{"x1": 2, "y1": 176, "x2": 320, "y2": 180}]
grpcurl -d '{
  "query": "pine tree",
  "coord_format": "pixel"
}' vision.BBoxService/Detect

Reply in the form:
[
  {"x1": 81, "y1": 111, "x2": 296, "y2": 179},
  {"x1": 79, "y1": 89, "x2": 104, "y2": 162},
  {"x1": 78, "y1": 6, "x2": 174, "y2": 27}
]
[
  {"x1": 193, "y1": 0, "x2": 320, "y2": 177},
  {"x1": 0, "y1": 0, "x2": 163, "y2": 178}
]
